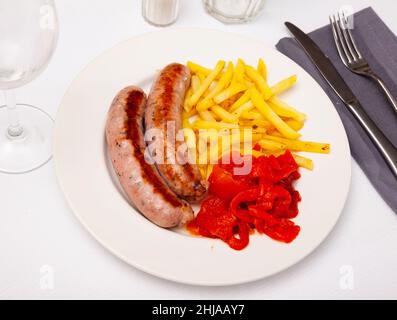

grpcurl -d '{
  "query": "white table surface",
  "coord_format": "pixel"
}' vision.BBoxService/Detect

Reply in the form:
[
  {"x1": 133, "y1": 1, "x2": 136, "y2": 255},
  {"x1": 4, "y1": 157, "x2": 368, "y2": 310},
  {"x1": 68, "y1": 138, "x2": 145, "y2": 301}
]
[{"x1": 1, "y1": 0, "x2": 397, "y2": 300}]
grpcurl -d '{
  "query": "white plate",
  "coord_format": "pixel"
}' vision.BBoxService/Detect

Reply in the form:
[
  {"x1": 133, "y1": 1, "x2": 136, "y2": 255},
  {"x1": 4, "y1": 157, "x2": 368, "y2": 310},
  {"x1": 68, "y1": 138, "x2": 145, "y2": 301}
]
[{"x1": 54, "y1": 28, "x2": 351, "y2": 286}]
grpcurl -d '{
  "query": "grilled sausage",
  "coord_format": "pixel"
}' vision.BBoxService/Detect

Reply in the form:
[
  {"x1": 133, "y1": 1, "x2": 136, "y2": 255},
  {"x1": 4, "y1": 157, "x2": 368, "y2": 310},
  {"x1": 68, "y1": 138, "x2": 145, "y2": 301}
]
[
  {"x1": 106, "y1": 86, "x2": 194, "y2": 228},
  {"x1": 146, "y1": 63, "x2": 207, "y2": 202}
]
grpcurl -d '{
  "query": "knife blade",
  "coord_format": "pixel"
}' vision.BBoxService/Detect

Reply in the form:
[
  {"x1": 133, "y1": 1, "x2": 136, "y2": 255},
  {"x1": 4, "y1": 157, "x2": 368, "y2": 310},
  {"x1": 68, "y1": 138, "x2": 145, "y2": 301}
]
[
  {"x1": 284, "y1": 21, "x2": 397, "y2": 179},
  {"x1": 285, "y1": 21, "x2": 357, "y2": 105}
]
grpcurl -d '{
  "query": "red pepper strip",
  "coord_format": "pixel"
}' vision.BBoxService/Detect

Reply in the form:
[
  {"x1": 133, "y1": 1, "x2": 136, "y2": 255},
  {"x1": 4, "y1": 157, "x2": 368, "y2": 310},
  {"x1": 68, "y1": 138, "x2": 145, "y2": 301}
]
[
  {"x1": 277, "y1": 150, "x2": 297, "y2": 166},
  {"x1": 256, "y1": 191, "x2": 273, "y2": 211},
  {"x1": 227, "y1": 222, "x2": 249, "y2": 250},
  {"x1": 247, "y1": 206, "x2": 270, "y2": 220},
  {"x1": 254, "y1": 218, "x2": 265, "y2": 234},
  {"x1": 269, "y1": 186, "x2": 292, "y2": 216},
  {"x1": 274, "y1": 174, "x2": 301, "y2": 219},
  {"x1": 218, "y1": 151, "x2": 247, "y2": 174},
  {"x1": 230, "y1": 188, "x2": 263, "y2": 224},
  {"x1": 273, "y1": 151, "x2": 299, "y2": 181},
  {"x1": 286, "y1": 190, "x2": 301, "y2": 218},
  {"x1": 230, "y1": 188, "x2": 261, "y2": 207},
  {"x1": 253, "y1": 143, "x2": 261, "y2": 151},
  {"x1": 198, "y1": 226, "x2": 217, "y2": 238},
  {"x1": 194, "y1": 196, "x2": 241, "y2": 245},
  {"x1": 208, "y1": 165, "x2": 252, "y2": 200},
  {"x1": 190, "y1": 150, "x2": 302, "y2": 250},
  {"x1": 188, "y1": 217, "x2": 218, "y2": 238},
  {"x1": 290, "y1": 170, "x2": 301, "y2": 180},
  {"x1": 233, "y1": 209, "x2": 254, "y2": 223},
  {"x1": 252, "y1": 212, "x2": 300, "y2": 243},
  {"x1": 253, "y1": 151, "x2": 298, "y2": 183},
  {"x1": 258, "y1": 182, "x2": 272, "y2": 196},
  {"x1": 230, "y1": 187, "x2": 260, "y2": 213},
  {"x1": 261, "y1": 222, "x2": 300, "y2": 243}
]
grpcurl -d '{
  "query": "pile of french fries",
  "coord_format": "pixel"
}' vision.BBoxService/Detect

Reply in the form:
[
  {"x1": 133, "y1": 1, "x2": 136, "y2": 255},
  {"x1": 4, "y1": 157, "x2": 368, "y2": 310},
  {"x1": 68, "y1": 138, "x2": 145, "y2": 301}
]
[{"x1": 182, "y1": 58, "x2": 330, "y2": 179}]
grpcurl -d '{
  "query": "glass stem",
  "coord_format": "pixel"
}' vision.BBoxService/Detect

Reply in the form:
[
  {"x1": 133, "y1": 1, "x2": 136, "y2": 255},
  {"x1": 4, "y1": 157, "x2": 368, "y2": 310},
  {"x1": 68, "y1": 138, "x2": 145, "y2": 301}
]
[{"x1": 4, "y1": 90, "x2": 24, "y2": 138}]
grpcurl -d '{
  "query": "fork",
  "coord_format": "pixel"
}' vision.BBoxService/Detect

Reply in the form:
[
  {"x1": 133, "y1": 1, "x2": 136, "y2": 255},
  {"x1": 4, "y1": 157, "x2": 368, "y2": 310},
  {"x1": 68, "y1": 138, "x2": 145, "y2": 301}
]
[{"x1": 330, "y1": 11, "x2": 397, "y2": 116}]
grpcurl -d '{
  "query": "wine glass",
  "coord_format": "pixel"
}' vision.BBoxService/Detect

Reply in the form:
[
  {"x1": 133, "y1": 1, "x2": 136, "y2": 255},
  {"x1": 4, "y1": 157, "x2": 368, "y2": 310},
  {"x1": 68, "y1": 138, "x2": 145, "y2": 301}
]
[{"x1": 0, "y1": 0, "x2": 58, "y2": 174}]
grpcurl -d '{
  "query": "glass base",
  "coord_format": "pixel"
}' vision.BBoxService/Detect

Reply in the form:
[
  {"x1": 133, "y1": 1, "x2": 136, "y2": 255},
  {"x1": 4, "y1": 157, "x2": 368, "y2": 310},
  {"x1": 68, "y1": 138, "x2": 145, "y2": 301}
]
[
  {"x1": 203, "y1": 0, "x2": 265, "y2": 24},
  {"x1": 0, "y1": 104, "x2": 53, "y2": 174},
  {"x1": 204, "y1": 8, "x2": 254, "y2": 24}
]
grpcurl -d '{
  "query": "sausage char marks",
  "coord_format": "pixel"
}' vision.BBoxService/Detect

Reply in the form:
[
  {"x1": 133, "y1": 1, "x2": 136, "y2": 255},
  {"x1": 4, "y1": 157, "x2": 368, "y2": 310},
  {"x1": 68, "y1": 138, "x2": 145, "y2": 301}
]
[
  {"x1": 105, "y1": 86, "x2": 193, "y2": 228},
  {"x1": 146, "y1": 63, "x2": 207, "y2": 202}
]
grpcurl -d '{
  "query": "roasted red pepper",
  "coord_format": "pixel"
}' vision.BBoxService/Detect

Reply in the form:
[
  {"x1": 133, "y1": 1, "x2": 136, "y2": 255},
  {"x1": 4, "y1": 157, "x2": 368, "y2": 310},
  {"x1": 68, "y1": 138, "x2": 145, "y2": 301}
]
[
  {"x1": 253, "y1": 143, "x2": 261, "y2": 151},
  {"x1": 188, "y1": 150, "x2": 302, "y2": 250},
  {"x1": 188, "y1": 196, "x2": 249, "y2": 250},
  {"x1": 208, "y1": 166, "x2": 253, "y2": 200}
]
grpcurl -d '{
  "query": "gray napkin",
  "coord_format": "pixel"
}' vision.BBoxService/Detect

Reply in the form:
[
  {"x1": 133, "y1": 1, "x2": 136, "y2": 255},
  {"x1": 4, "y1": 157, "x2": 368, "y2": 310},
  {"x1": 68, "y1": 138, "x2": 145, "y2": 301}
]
[{"x1": 276, "y1": 7, "x2": 397, "y2": 214}]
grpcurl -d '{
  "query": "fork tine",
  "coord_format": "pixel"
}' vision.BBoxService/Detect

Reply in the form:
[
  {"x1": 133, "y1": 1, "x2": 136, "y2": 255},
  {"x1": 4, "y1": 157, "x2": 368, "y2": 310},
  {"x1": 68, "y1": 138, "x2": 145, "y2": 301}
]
[
  {"x1": 333, "y1": 13, "x2": 354, "y2": 63},
  {"x1": 329, "y1": 14, "x2": 350, "y2": 67},
  {"x1": 341, "y1": 10, "x2": 363, "y2": 59},
  {"x1": 338, "y1": 11, "x2": 359, "y2": 61}
]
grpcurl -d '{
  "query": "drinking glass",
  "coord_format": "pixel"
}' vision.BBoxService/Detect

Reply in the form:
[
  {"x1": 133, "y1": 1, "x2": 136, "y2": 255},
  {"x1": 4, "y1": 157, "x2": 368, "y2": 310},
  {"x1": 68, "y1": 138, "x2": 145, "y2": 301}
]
[
  {"x1": 203, "y1": 0, "x2": 265, "y2": 24},
  {"x1": 0, "y1": 0, "x2": 58, "y2": 174}
]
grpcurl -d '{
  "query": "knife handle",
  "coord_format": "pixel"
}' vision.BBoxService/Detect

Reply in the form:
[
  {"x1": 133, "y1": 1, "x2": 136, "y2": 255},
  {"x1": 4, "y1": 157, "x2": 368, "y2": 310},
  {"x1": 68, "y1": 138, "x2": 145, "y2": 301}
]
[
  {"x1": 374, "y1": 77, "x2": 397, "y2": 116},
  {"x1": 348, "y1": 100, "x2": 397, "y2": 179}
]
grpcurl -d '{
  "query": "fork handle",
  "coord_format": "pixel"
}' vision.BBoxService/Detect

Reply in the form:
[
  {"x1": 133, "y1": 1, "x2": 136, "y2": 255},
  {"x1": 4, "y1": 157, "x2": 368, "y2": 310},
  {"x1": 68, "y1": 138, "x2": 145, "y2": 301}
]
[
  {"x1": 371, "y1": 75, "x2": 397, "y2": 115},
  {"x1": 348, "y1": 100, "x2": 397, "y2": 179}
]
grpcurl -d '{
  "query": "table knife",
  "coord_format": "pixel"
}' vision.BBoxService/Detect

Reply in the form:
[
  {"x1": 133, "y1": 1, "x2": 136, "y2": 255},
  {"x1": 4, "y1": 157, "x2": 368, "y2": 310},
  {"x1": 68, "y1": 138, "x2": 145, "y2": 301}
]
[{"x1": 285, "y1": 22, "x2": 397, "y2": 179}]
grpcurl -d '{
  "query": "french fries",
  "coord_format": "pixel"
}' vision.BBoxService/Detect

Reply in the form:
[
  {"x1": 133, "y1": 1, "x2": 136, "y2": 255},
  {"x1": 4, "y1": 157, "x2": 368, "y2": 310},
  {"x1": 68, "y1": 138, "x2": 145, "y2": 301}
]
[
  {"x1": 183, "y1": 86, "x2": 193, "y2": 112},
  {"x1": 206, "y1": 62, "x2": 234, "y2": 99},
  {"x1": 187, "y1": 61, "x2": 212, "y2": 76},
  {"x1": 198, "y1": 110, "x2": 217, "y2": 122},
  {"x1": 259, "y1": 139, "x2": 287, "y2": 151},
  {"x1": 183, "y1": 58, "x2": 330, "y2": 177},
  {"x1": 257, "y1": 58, "x2": 267, "y2": 81},
  {"x1": 245, "y1": 66, "x2": 272, "y2": 100},
  {"x1": 191, "y1": 75, "x2": 201, "y2": 93},
  {"x1": 292, "y1": 153, "x2": 314, "y2": 170},
  {"x1": 214, "y1": 83, "x2": 246, "y2": 104},
  {"x1": 196, "y1": 72, "x2": 207, "y2": 83},
  {"x1": 188, "y1": 60, "x2": 225, "y2": 108},
  {"x1": 250, "y1": 87, "x2": 301, "y2": 139},
  {"x1": 261, "y1": 135, "x2": 330, "y2": 154},
  {"x1": 270, "y1": 75, "x2": 297, "y2": 96},
  {"x1": 239, "y1": 119, "x2": 272, "y2": 130},
  {"x1": 268, "y1": 96, "x2": 306, "y2": 122},
  {"x1": 211, "y1": 105, "x2": 238, "y2": 123},
  {"x1": 229, "y1": 90, "x2": 251, "y2": 112},
  {"x1": 240, "y1": 110, "x2": 264, "y2": 120},
  {"x1": 285, "y1": 119, "x2": 304, "y2": 131},
  {"x1": 182, "y1": 109, "x2": 197, "y2": 121},
  {"x1": 192, "y1": 120, "x2": 239, "y2": 130},
  {"x1": 197, "y1": 98, "x2": 215, "y2": 112},
  {"x1": 231, "y1": 58, "x2": 246, "y2": 85},
  {"x1": 231, "y1": 101, "x2": 254, "y2": 118}
]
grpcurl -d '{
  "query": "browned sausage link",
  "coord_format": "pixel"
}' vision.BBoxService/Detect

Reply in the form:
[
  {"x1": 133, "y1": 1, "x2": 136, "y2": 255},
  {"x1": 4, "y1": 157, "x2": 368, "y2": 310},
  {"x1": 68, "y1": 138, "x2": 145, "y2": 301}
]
[
  {"x1": 146, "y1": 63, "x2": 207, "y2": 202},
  {"x1": 105, "y1": 86, "x2": 193, "y2": 228}
]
